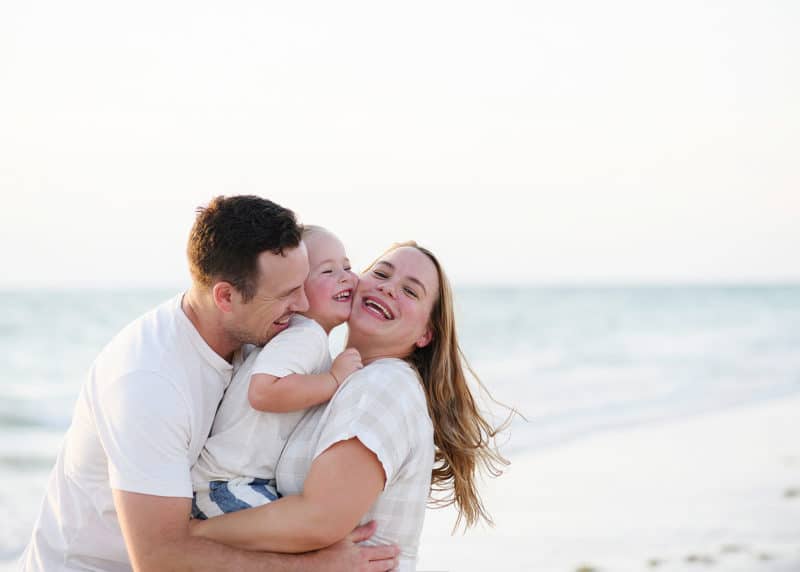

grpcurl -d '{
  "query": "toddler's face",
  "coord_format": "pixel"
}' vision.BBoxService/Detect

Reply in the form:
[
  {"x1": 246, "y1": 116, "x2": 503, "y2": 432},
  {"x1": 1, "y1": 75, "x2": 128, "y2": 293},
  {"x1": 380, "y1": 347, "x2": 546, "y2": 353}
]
[{"x1": 302, "y1": 231, "x2": 358, "y2": 333}]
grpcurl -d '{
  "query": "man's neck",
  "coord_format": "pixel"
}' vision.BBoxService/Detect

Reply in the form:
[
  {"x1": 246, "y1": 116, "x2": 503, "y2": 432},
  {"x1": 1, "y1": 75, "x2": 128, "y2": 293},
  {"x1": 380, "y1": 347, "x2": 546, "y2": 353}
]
[{"x1": 181, "y1": 287, "x2": 239, "y2": 363}]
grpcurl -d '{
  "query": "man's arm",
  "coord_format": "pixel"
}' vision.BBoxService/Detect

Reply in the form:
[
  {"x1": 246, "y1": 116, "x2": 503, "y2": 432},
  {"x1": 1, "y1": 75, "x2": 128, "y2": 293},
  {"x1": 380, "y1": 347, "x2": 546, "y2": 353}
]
[{"x1": 113, "y1": 490, "x2": 398, "y2": 572}]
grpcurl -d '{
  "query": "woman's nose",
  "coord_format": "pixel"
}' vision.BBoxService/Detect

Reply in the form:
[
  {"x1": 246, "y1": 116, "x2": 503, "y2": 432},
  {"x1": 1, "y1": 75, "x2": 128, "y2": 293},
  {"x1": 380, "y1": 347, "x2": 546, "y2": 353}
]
[{"x1": 376, "y1": 280, "x2": 397, "y2": 298}]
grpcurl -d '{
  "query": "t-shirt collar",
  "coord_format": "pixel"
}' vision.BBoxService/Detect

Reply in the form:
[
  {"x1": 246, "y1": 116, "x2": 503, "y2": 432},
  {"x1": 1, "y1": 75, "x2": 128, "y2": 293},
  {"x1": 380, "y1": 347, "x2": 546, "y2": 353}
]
[{"x1": 175, "y1": 293, "x2": 242, "y2": 379}]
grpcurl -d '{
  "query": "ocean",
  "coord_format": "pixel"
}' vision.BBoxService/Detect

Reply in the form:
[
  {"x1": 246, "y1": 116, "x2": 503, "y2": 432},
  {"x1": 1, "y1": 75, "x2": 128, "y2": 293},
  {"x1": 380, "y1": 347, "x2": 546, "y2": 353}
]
[{"x1": 1, "y1": 285, "x2": 799, "y2": 562}]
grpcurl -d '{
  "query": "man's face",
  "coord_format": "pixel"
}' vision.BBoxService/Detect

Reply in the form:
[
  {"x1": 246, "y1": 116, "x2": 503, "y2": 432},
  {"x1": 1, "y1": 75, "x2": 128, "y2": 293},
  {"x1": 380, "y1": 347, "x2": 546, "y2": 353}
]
[{"x1": 226, "y1": 244, "x2": 310, "y2": 346}]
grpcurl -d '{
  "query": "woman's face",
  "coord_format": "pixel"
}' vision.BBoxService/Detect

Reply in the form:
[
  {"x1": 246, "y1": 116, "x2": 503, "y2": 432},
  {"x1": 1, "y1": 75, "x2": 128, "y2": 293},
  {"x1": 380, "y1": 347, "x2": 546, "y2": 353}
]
[{"x1": 348, "y1": 246, "x2": 439, "y2": 358}]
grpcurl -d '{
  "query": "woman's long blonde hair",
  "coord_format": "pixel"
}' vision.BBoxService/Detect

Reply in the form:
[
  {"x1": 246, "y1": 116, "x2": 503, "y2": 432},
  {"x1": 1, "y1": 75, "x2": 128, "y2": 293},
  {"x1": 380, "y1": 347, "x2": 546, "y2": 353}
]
[{"x1": 375, "y1": 242, "x2": 514, "y2": 529}]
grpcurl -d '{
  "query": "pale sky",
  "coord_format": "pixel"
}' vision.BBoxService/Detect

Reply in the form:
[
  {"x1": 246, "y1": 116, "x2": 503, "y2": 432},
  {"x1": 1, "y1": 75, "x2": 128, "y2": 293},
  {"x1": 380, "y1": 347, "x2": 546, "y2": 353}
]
[{"x1": 1, "y1": 1, "x2": 798, "y2": 287}]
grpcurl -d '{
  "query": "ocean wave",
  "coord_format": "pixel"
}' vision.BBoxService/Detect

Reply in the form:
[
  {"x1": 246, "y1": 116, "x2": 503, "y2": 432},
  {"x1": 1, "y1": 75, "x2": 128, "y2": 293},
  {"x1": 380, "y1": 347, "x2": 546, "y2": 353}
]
[{"x1": 0, "y1": 455, "x2": 55, "y2": 472}]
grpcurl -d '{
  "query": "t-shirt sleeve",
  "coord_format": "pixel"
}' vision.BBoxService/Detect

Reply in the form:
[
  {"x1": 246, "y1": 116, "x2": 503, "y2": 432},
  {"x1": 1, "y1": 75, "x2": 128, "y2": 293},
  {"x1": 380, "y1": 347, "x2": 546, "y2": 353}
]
[
  {"x1": 312, "y1": 368, "x2": 421, "y2": 489},
  {"x1": 94, "y1": 371, "x2": 193, "y2": 498},
  {"x1": 251, "y1": 321, "x2": 330, "y2": 378}
]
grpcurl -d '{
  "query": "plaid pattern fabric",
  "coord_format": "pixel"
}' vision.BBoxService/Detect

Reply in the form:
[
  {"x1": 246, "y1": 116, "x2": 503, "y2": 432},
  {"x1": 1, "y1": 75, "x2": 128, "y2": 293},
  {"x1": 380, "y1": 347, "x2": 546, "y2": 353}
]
[{"x1": 275, "y1": 358, "x2": 434, "y2": 571}]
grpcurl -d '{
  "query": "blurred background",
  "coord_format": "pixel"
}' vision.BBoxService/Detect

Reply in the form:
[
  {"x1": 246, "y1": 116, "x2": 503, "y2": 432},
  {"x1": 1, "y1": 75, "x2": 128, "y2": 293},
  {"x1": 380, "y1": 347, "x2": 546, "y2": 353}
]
[{"x1": 1, "y1": 1, "x2": 799, "y2": 570}]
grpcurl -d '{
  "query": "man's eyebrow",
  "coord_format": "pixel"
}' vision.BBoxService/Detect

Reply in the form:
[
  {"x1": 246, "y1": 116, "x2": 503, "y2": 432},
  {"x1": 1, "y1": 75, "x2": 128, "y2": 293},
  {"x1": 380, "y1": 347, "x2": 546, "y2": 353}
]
[{"x1": 375, "y1": 261, "x2": 427, "y2": 296}]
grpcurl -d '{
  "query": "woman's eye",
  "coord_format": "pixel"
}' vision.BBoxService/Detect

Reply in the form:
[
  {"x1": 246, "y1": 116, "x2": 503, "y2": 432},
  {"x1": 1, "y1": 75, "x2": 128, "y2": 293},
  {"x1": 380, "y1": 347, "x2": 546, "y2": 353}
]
[
  {"x1": 373, "y1": 270, "x2": 388, "y2": 278},
  {"x1": 404, "y1": 287, "x2": 418, "y2": 298}
]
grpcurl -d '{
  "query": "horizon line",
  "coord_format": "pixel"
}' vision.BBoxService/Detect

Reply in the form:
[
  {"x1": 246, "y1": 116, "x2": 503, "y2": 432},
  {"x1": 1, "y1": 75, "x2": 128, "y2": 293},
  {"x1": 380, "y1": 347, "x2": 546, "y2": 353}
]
[{"x1": 2, "y1": 280, "x2": 800, "y2": 291}]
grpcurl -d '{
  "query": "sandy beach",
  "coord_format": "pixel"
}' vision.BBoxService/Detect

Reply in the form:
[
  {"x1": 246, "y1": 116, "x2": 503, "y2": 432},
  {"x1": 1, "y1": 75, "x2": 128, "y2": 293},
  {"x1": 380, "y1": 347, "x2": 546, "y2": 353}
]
[
  {"x1": 4, "y1": 396, "x2": 798, "y2": 571},
  {"x1": 417, "y1": 395, "x2": 800, "y2": 572}
]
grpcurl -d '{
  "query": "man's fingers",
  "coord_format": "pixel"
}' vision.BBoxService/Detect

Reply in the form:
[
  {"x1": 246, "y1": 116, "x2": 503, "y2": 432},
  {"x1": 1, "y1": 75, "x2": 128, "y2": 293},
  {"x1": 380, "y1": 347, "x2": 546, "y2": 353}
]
[
  {"x1": 367, "y1": 556, "x2": 399, "y2": 572},
  {"x1": 348, "y1": 520, "x2": 378, "y2": 543},
  {"x1": 362, "y1": 544, "x2": 400, "y2": 562}
]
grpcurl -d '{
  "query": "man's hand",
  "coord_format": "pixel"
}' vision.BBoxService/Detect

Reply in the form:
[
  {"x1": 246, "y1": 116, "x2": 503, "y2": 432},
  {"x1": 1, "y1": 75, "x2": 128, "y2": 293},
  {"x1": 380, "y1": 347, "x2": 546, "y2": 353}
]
[{"x1": 307, "y1": 521, "x2": 399, "y2": 572}]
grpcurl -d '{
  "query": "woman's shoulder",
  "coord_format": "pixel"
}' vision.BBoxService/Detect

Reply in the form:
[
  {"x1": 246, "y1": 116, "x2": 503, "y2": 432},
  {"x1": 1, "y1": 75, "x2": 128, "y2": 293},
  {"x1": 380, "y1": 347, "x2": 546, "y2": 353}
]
[
  {"x1": 346, "y1": 358, "x2": 420, "y2": 390},
  {"x1": 336, "y1": 358, "x2": 429, "y2": 421}
]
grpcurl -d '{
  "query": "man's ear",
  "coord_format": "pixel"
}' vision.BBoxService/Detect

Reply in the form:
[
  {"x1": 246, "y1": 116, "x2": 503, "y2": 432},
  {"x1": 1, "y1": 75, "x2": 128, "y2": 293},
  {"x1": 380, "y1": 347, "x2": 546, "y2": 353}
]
[
  {"x1": 414, "y1": 326, "x2": 433, "y2": 349},
  {"x1": 212, "y1": 282, "x2": 235, "y2": 313}
]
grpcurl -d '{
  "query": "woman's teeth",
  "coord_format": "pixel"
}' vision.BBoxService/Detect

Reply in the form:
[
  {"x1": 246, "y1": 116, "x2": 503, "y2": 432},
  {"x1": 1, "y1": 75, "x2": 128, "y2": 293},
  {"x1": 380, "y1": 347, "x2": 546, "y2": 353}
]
[{"x1": 364, "y1": 299, "x2": 393, "y2": 319}]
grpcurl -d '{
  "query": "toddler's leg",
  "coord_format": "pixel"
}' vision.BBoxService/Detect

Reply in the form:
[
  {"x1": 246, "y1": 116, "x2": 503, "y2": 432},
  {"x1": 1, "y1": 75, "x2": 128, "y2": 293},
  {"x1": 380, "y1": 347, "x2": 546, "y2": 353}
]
[
  {"x1": 223, "y1": 477, "x2": 280, "y2": 510},
  {"x1": 192, "y1": 478, "x2": 281, "y2": 519},
  {"x1": 192, "y1": 485, "x2": 226, "y2": 519}
]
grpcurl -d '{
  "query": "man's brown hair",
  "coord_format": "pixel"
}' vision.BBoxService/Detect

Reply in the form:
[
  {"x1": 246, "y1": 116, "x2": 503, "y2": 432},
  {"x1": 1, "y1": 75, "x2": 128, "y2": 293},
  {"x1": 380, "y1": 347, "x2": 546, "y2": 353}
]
[{"x1": 187, "y1": 195, "x2": 302, "y2": 301}]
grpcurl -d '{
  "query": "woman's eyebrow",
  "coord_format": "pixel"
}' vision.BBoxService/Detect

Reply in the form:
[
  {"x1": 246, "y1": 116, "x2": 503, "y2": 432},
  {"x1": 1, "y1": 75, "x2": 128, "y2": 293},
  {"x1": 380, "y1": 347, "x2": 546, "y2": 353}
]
[
  {"x1": 377, "y1": 261, "x2": 427, "y2": 296},
  {"x1": 407, "y1": 276, "x2": 427, "y2": 296}
]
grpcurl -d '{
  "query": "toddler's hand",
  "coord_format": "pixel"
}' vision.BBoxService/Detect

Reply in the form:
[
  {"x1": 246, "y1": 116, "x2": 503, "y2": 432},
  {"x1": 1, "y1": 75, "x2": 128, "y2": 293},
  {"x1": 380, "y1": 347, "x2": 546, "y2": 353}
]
[{"x1": 331, "y1": 348, "x2": 363, "y2": 387}]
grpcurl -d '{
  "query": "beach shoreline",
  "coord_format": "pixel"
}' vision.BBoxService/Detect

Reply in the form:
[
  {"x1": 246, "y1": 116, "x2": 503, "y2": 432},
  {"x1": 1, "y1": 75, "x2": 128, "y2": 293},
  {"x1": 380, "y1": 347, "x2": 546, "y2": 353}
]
[{"x1": 418, "y1": 395, "x2": 800, "y2": 571}]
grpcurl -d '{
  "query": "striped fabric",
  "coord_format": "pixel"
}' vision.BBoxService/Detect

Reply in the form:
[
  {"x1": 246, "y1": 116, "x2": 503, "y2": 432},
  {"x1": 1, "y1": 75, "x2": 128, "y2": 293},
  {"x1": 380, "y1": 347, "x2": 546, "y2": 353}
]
[{"x1": 192, "y1": 477, "x2": 280, "y2": 519}]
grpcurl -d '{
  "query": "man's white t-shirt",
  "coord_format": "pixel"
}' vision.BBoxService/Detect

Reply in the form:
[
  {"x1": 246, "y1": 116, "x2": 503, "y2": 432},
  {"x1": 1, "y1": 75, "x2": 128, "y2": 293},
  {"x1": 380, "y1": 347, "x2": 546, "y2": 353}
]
[
  {"x1": 21, "y1": 295, "x2": 241, "y2": 571},
  {"x1": 191, "y1": 314, "x2": 332, "y2": 487}
]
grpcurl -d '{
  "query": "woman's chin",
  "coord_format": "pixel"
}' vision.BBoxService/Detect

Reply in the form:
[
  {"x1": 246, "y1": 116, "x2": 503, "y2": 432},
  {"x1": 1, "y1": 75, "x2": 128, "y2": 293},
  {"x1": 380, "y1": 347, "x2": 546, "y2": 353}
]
[{"x1": 347, "y1": 312, "x2": 381, "y2": 336}]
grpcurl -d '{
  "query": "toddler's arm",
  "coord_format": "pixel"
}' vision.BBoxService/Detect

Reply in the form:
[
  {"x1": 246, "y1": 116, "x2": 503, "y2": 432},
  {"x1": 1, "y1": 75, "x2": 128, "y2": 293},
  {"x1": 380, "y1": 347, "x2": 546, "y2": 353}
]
[{"x1": 248, "y1": 349, "x2": 363, "y2": 413}]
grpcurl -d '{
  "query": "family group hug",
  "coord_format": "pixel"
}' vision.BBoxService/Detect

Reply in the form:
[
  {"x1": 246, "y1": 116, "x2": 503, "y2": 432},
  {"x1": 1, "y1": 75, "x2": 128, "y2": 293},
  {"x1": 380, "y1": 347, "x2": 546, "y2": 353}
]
[{"x1": 21, "y1": 195, "x2": 509, "y2": 571}]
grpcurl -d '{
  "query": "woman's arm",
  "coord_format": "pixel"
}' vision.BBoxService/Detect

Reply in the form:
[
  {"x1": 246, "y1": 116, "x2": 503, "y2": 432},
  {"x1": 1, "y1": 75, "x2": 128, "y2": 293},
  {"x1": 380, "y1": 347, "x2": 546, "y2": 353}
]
[{"x1": 189, "y1": 437, "x2": 386, "y2": 552}]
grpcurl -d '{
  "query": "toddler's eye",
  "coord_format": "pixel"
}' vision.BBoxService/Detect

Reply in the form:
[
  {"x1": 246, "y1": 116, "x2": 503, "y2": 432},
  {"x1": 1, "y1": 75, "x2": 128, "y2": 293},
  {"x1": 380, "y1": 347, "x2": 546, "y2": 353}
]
[{"x1": 322, "y1": 270, "x2": 333, "y2": 274}]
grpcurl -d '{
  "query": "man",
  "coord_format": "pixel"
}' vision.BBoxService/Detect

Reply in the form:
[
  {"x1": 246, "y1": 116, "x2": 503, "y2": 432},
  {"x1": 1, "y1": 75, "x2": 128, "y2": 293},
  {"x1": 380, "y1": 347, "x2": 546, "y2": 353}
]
[{"x1": 22, "y1": 196, "x2": 399, "y2": 571}]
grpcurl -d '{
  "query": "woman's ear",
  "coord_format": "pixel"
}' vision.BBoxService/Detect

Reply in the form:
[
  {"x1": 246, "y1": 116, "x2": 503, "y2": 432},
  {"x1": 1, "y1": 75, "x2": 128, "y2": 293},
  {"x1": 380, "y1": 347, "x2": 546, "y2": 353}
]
[{"x1": 414, "y1": 327, "x2": 433, "y2": 349}]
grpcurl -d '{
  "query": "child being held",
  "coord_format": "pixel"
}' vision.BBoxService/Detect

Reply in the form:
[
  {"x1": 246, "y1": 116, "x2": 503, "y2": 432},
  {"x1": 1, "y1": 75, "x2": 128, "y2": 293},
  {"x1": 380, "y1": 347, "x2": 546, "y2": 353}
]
[{"x1": 191, "y1": 225, "x2": 361, "y2": 518}]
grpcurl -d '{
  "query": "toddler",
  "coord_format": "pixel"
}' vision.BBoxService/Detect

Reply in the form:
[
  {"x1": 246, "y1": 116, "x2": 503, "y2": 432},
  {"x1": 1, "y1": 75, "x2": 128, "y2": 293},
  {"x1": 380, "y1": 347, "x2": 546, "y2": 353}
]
[{"x1": 191, "y1": 225, "x2": 361, "y2": 518}]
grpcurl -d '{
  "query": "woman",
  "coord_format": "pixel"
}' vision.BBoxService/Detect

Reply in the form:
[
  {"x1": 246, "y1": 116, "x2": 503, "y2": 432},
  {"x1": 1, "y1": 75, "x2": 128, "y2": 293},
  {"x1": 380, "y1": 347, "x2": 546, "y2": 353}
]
[{"x1": 191, "y1": 242, "x2": 509, "y2": 570}]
